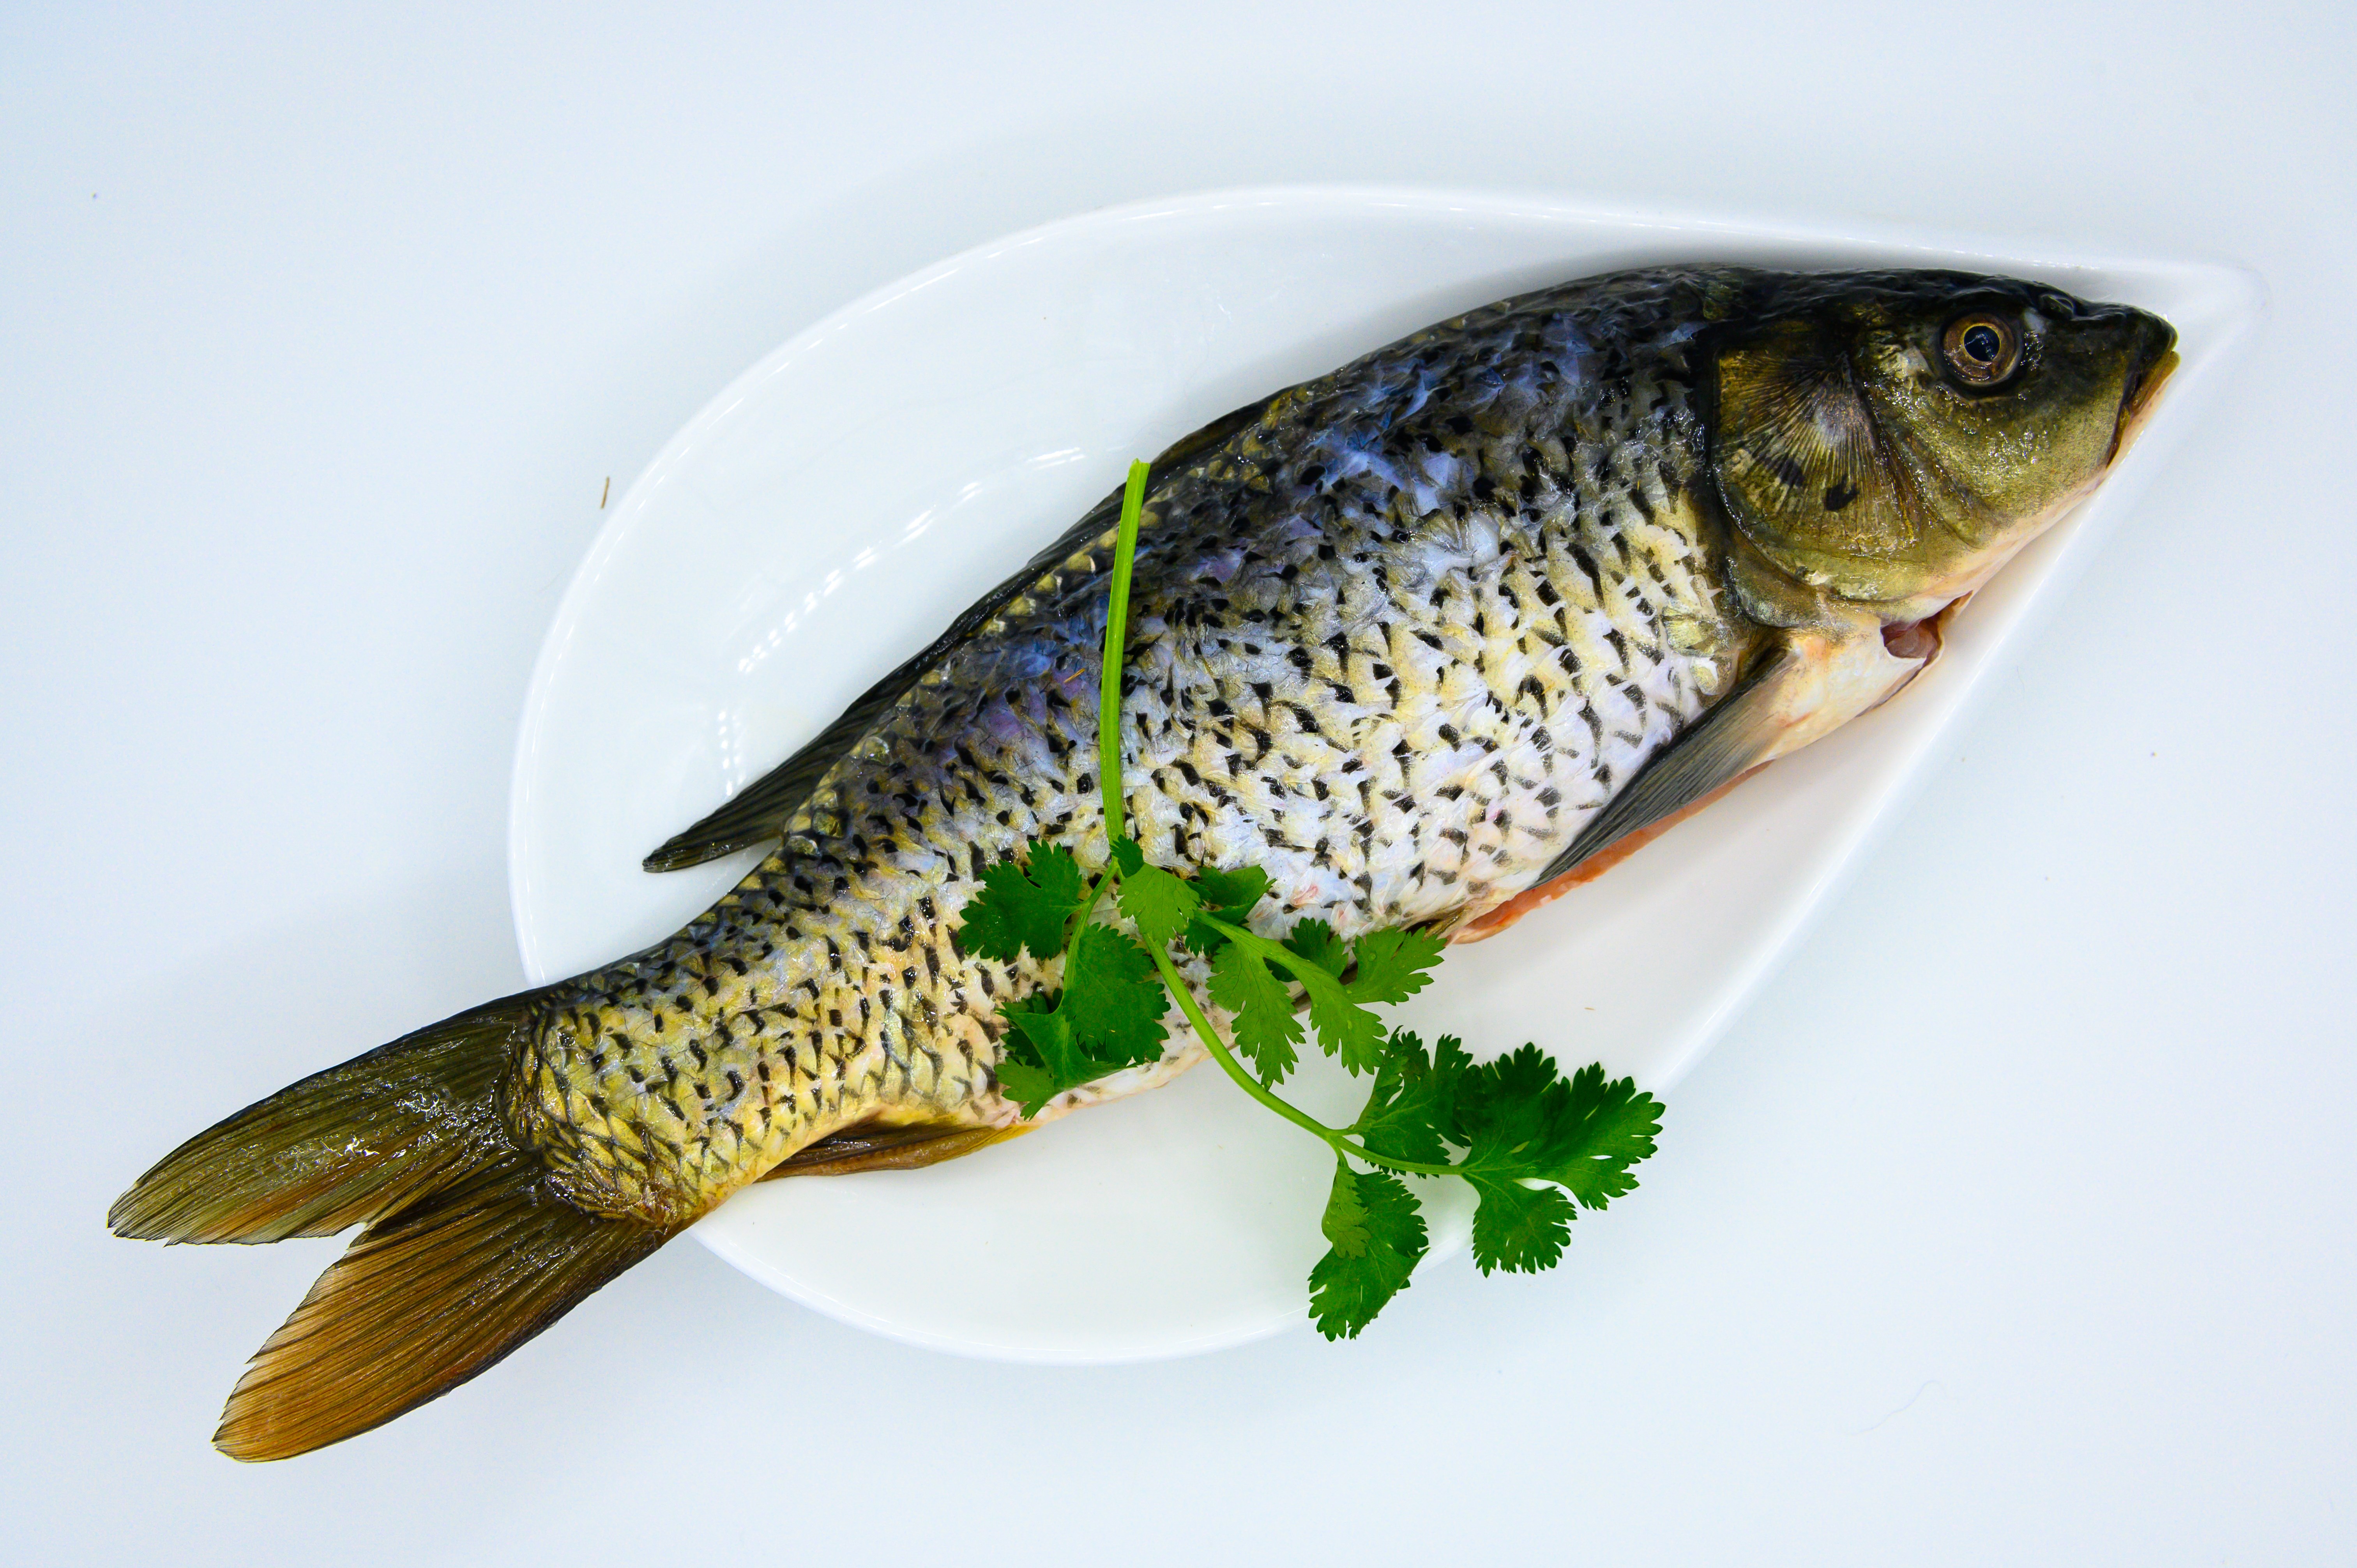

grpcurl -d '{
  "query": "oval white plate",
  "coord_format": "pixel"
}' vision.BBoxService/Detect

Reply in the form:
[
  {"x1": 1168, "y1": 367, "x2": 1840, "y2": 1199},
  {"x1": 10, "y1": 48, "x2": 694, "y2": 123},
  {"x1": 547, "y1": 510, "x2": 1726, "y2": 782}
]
[{"x1": 511, "y1": 186, "x2": 2256, "y2": 1361}]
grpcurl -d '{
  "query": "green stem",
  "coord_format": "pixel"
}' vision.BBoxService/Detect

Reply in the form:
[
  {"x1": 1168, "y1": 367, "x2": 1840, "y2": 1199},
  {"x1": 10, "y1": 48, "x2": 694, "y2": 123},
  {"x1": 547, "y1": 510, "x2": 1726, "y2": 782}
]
[
  {"x1": 1064, "y1": 869, "x2": 1112, "y2": 949},
  {"x1": 1146, "y1": 945, "x2": 1461, "y2": 1180},
  {"x1": 1097, "y1": 459, "x2": 1150, "y2": 850},
  {"x1": 1149, "y1": 946, "x2": 1336, "y2": 1144}
]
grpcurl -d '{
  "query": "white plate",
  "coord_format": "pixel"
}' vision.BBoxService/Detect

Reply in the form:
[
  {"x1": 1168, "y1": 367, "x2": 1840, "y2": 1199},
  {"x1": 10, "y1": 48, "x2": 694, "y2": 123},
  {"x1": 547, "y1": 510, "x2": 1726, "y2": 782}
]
[{"x1": 509, "y1": 186, "x2": 2258, "y2": 1361}]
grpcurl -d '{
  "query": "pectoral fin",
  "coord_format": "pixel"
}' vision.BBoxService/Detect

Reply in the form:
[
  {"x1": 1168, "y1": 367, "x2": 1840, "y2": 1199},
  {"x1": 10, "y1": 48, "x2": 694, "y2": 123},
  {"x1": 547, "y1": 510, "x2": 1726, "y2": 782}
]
[
  {"x1": 1532, "y1": 643, "x2": 1803, "y2": 890},
  {"x1": 1512, "y1": 620, "x2": 1932, "y2": 904}
]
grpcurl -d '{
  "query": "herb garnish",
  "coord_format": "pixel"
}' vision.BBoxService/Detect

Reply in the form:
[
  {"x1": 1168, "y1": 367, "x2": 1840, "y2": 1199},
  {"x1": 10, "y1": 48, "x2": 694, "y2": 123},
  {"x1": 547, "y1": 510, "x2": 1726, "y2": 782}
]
[{"x1": 955, "y1": 460, "x2": 1664, "y2": 1337}]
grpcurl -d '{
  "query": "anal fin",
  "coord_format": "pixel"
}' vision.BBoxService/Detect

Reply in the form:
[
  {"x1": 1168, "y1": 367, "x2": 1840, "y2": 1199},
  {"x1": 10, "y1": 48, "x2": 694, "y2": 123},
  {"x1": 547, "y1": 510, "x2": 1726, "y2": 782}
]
[{"x1": 758, "y1": 1120, "x2": 1026, "y2": 1180}]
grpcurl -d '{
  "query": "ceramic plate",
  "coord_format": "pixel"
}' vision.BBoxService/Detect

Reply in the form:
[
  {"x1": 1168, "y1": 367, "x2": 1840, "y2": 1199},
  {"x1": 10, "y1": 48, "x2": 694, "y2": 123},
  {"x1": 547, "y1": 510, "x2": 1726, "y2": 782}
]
[{"x1": 509, "y1": 186, "x2": 2257, "y2": 1360}]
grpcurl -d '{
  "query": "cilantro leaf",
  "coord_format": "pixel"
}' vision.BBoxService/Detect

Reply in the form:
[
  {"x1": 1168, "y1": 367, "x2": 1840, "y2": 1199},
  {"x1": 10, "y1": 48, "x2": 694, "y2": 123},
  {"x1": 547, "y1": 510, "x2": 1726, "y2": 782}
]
[
  {"x1": 997, "y1": 991, "x2": 1071, "y2": 1072},
  {"x1": 956, "y1": 842, "x2": 1087, "y2": 962},
  {"x1": 1347, "y1": 1031, "x2": 1454, "y2": 1166},
  {"x1": 1057, "y1": 924, "x2": 1169, "y2": 1067},
  {"x1": 1206, "y1": 939, "x2": 1301, "y2": 1083},
  {"x1": 1318, "y1": 1156, "x2": 1373, "y2": 1257},
  {"x1": 1447, "y1": 1044, "x2": 1664, "y2": 1266},
  {"x1": 1287, "y1": 958, "x2": 1386, "y2": 1076},
  {"x1": 1283, "y1": 918, "x2": 1346, "y2": 976},
  {"x1": 1200, "y1": 919, "x2": 1382, "y2": 1076},
  {"x1": 1339, "y1": 926, "x2": 1445, "y2": 1007},
  {"x1": 1182, "y1": 864, "x2": 1270, "y2": 955},
  {"x1": 1117, "y1": 861, "x2": 1201, "y2": 951},
  {"x1": 1465, "y1": 1176, "x2": 1574, "y2": 1275},
  {"x1": 1211, "y1": 919, "x2": 1447, "y2": 1078},
  {"x1": 1433, "y1": 1031, "x2": 1478, "y2": 1088},
  {"x1": 1543, "y1": 1063, "x2": 1664, "y2": 1209},
  {"x1": 1453, "y1": 1046, "x2": 1663, "y2": 1207},
  {"x1": 992, "y1": 1057, "x2": 1068, "y2": 1120},
  {"x1": 1307, "y1": 1161, "x2": 1428, "y2": 1340},
  {"x1": 989, "y1": 926, "x2": 1171, "y2": 1118},
  {"x1": 995, "y1": 993, "x2": 1083, "y2": 1118},
  {"x1": 1450, "y1": 1042, "x2": 1561, "y2": 1158}
]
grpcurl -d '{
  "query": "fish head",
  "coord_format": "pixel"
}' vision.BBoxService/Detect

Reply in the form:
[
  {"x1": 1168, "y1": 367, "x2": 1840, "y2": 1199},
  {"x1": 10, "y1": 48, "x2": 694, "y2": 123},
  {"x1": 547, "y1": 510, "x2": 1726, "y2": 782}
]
[{"x1": 1712, "y1": 271, "x2": 2177, "y2": 620}]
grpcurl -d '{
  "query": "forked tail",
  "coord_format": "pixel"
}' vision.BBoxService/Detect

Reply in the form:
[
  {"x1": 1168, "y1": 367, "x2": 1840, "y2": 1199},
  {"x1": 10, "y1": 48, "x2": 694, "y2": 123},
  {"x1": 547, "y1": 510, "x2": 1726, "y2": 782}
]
[{"x1": 108, "y1": 994, "x2": 669, "y2": 1461}]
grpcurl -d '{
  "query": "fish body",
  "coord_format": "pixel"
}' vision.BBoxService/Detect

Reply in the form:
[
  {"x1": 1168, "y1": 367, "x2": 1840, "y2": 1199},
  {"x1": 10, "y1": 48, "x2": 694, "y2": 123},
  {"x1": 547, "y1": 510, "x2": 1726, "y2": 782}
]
[
  {"x1": 528, "y1": 268, "x2": 1754, "y2": 1225},
  {"x1": 111, "y1": 265, "x2": 2176, "y2": 1459}
]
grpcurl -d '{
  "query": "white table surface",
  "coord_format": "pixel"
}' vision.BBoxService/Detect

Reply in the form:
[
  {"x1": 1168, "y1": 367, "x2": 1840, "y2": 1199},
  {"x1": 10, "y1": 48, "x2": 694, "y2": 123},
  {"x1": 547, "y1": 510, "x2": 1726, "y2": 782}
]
[{"x1": 6, "y1": 5, "x2": 2351, "y2": 1563}]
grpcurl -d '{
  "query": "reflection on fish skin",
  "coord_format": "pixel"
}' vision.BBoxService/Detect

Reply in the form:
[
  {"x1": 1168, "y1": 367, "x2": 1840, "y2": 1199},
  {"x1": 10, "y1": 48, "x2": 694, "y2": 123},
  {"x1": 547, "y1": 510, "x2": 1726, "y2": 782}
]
[{"x1": 108, "y1": 265, "x2": 2174, "y2": 1460}]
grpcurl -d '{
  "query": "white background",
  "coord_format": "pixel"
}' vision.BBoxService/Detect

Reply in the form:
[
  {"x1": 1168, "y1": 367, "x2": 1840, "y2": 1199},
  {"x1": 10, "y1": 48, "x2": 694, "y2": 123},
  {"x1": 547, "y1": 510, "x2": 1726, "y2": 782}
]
[{"x1": 5, "y1": 4, "x2": 2351, "y2": 1563}]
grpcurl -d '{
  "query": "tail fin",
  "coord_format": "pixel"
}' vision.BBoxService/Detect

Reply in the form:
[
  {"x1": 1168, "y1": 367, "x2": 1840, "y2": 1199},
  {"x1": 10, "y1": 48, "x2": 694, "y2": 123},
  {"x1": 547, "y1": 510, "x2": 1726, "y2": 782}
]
[
  {"x1": 212, "y1": 1150, "x2": 665, "y2": 1460},
  {"x1": 109, "y1": 994, "x2": 669, "y2": 1461},
  {"x1": 108, "y1": 998, "x2": 531, "y2": 1245}
]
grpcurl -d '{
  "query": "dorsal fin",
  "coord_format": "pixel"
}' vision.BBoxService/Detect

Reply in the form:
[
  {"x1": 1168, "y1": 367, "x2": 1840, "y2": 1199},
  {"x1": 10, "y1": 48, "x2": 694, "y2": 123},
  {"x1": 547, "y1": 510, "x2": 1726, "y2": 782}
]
[{"x1": 642, "y1": 396, "x2": 1273, "y2": 872}]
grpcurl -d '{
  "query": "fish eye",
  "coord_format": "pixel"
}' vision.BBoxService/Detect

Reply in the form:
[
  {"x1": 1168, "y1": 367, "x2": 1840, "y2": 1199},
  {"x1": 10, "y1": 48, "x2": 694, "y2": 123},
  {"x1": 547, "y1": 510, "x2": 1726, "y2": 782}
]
[{"x1": 1941, "y1": 312, "x2": 2023, "y2": 388}]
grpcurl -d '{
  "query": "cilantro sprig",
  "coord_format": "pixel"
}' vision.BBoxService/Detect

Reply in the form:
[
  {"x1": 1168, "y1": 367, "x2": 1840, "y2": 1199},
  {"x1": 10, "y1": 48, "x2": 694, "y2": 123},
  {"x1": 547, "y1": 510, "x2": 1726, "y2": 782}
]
[{"x1": 954, "y1": 459, "x2": 1665, "y2": 1338}]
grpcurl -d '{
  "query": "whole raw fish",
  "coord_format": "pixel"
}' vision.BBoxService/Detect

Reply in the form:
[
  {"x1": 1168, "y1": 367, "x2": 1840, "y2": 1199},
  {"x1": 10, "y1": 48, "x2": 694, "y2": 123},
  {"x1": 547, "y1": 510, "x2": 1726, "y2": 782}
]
[{"x1": 111, "y1": 266, "x2": 2175, "y2": 1459}]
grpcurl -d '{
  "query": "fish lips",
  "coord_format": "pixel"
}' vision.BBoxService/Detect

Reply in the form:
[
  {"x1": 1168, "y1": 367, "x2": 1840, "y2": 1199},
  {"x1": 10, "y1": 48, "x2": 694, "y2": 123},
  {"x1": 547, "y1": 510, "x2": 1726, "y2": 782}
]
[{"x1": 2110, "y1": 310, "x2": 2180, "y2": 458}]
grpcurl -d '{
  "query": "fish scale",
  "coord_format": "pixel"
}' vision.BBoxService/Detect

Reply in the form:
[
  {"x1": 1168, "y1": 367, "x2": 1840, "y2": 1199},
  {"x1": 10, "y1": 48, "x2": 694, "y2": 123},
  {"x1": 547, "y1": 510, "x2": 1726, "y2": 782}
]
[{"x1": 509, "y1": 269, "x2": 1756, "y2": 1229}]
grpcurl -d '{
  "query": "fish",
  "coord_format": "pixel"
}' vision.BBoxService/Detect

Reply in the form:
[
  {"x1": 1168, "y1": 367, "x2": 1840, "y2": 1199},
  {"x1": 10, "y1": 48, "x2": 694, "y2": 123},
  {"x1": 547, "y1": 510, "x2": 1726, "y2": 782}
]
[{"x1": 110, "y1": 265, "x2": 2176, "y2": 1460}]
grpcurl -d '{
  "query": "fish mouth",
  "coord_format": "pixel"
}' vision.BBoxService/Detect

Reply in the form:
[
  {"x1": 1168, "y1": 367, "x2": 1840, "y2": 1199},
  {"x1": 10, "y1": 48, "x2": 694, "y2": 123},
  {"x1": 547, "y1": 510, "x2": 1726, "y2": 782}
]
[{"x1": 2112, "y1": 340, "x2": 2179, "y2": 459}]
